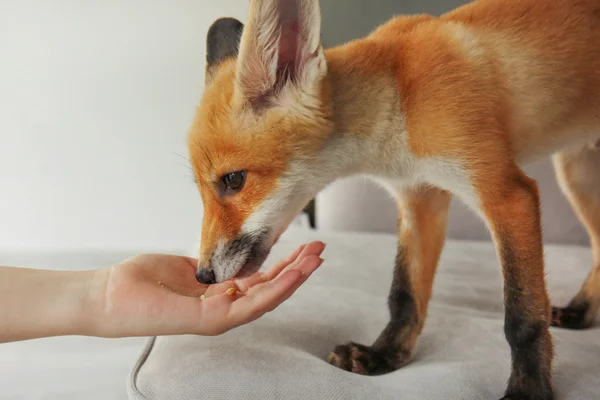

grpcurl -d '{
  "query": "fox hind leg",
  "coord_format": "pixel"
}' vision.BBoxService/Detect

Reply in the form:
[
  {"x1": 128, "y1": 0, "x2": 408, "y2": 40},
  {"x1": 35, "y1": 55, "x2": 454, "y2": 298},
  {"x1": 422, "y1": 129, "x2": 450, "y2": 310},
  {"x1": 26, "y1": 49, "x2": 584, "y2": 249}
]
[{"x1": 551, "y1": 142, "x2": 600, "y2": 329}]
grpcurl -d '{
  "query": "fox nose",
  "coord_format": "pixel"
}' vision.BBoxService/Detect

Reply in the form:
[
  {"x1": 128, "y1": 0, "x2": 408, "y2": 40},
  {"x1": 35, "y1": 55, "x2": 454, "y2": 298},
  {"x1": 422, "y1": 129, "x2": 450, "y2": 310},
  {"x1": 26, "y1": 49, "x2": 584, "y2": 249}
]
[{"x1": 196, "y1": 267, "x2": 216, "y2": 284}]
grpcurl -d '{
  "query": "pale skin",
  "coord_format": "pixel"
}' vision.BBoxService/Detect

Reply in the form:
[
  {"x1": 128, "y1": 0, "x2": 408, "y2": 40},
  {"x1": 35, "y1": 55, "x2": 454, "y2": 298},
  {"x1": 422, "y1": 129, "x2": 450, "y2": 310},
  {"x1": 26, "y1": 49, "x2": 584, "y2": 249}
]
[{"x1": 0, "y1": 241, "x2": 325, "y2": 343}]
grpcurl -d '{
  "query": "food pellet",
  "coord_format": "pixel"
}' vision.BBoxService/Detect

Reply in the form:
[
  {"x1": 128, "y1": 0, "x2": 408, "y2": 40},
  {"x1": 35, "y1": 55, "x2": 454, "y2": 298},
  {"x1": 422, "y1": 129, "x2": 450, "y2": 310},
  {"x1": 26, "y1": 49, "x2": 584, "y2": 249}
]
[
  {"x1": 200, "y1": 295, "x2": 206, "y2": 300},
  {"x1": 226, "y1": 287, "x2": 237, "y2": 296}
]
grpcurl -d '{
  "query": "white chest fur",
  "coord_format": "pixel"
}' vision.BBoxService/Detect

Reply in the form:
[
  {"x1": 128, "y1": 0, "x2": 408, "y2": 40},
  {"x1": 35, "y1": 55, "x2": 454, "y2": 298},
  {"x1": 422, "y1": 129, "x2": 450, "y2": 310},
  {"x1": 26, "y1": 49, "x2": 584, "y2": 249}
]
[{"x1": 359, "y1": 128, "x2": 480, "y2": 213}]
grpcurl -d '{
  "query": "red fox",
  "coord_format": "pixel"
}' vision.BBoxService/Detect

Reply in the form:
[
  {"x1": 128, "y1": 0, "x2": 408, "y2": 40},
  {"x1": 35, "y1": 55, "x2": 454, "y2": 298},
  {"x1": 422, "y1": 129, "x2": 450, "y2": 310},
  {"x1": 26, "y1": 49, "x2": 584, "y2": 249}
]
[{"x1": 187, "y1": 1, "x2": 600, "y2": 398}]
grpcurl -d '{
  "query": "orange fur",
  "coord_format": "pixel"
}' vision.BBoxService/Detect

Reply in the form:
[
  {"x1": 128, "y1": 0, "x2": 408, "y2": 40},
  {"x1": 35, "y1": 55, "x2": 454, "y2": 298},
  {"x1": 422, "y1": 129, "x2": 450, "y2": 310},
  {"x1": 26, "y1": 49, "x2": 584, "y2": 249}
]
[
  {"x1": 398, "y1": 187, "x2": 451, "y2": 337},
  {"x1": 189, "y1": 57, "x2": 333, "y2": 259}
]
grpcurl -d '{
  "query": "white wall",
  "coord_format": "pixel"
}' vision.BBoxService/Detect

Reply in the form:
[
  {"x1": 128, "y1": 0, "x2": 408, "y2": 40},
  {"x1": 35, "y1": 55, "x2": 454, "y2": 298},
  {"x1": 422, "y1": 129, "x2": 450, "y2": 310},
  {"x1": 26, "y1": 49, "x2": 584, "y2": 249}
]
[{"x1": 0, "y1": 0, "x2": 249, "y2": 251}]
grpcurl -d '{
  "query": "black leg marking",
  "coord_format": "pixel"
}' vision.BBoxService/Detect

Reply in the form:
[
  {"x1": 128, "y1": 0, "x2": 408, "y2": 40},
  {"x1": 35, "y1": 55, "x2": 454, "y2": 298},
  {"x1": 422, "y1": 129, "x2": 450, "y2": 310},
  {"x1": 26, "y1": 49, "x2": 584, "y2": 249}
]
[
  {"x1": 500, "y1": 241, "x2": 554, "y2": 400},
  {"x1": 328, "y1": 246, "x2": 419, "y2": 375}
]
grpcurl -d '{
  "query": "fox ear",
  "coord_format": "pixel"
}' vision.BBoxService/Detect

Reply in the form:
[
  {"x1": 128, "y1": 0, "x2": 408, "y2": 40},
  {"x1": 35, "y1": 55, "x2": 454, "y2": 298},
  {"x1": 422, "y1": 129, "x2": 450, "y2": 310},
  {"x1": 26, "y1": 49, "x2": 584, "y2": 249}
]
[
  {"x1": 205, "y1": 18, "x2": 244, "y2": 84},
  {"x1": 234, "y1": 0, "x2": 326, "y2": 111}
]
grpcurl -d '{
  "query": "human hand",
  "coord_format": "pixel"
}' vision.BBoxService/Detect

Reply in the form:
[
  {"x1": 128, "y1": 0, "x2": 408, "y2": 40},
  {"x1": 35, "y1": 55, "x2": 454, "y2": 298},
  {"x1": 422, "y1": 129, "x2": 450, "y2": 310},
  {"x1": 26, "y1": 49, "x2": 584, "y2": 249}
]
[{"x1": 91, "y1": 241, "x2": 325, "y2": 337}]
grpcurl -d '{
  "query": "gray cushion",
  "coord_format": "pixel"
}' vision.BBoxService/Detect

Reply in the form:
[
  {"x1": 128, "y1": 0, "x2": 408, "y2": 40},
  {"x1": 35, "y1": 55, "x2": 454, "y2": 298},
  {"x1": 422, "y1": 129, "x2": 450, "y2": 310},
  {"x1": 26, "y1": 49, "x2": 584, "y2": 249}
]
[{"x1": 128, "y1": 227, "x2": 600, "y2": 400}]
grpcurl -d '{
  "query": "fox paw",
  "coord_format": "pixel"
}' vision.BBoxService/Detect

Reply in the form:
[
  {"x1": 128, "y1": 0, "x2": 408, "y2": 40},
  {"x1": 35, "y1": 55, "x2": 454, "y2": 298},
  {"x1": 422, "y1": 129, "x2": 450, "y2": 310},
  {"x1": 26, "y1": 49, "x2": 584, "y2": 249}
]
[
  {"x1": 327, "y1": 342, "x2": 405, "y2": 375},
  {"x1": 551, "y1": 305, "x2": 591, "y2": 330}
]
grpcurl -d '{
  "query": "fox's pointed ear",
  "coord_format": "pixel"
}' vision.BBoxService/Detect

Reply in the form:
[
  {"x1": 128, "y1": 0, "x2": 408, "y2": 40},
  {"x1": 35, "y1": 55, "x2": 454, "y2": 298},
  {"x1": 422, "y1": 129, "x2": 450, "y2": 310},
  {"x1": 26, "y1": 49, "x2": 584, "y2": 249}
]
[
  {"x1": 235, "y1": 0, "x2": 326, "y2": 111},
  {"x1": 205, "y1": 18, "x2": 244, "y2": 85}
]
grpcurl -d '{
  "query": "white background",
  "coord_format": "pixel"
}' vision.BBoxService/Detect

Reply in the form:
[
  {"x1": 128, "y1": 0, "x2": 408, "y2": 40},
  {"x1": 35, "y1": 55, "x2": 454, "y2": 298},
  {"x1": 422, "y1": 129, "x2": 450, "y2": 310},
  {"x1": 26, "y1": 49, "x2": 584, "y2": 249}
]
[
  {"x1": 0, "y1": 0, "x2": 586, "y2": 254},
  {"x1": 0, "y1": 0, "x2": 250, "y2": 252}
]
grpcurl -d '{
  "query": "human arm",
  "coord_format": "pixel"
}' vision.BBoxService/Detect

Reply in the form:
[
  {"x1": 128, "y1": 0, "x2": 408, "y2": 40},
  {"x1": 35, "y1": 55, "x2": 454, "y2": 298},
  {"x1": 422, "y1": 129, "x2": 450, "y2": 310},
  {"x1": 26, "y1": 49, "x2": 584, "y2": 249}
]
[{"x1": 0, "y1": 241, "x2": 325, "y2": 343}]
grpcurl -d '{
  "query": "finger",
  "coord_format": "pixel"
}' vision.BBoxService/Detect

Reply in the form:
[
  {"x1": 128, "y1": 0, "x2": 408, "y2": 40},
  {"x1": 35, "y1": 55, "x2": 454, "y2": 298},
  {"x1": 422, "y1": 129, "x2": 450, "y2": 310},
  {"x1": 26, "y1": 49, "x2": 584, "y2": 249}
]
[
  {"x1": 248, "y1": 255, "x2": 324, "y2": 318},
  {"x1": 233, "y1": 241, "x2": 323, "y2": 292},
  {"x1": 226, "y1": 256, "x2": 324, "y2": 328},
  {"x1": 234, "y1": 243, "x2": 325, "y2": 295},
  {"x1": 274, "y1": 255, "x2": 323, "y2": 305},
  {"x1": 268, "y1": 241, "x2": 325, "y2": 280},
  {"x1": 198, "y1": 256, "x2": 323, "y2": 334},
  {"x1": 207, "y1": 241, "x2": 325, "y2": 296},
  {"x1": 233, "y1": 244, "x2": 308, "y2": 292},
  {"x1": 286, "y1": 244, "x2": 308, "y2": 263},
  {"x1": 225, "y1": 269, "x2": 304, "y2": 328},
  {"x1": 191, "y1": 270, "x2": 300, "y2": 335}
]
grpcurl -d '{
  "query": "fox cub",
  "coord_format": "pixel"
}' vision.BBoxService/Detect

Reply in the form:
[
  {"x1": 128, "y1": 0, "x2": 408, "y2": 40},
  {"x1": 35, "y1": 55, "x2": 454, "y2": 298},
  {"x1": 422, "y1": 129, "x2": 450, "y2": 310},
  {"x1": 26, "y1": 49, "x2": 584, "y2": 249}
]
[{"x1": 188, "y1": 1, "x2": 600, "y2": 399}]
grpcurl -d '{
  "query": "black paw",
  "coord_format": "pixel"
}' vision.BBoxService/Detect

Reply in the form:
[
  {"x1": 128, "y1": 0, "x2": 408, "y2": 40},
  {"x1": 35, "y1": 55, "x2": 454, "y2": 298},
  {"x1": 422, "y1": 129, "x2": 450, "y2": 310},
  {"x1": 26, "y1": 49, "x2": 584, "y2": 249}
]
[
  {"x1": 327, "y1": 342, "x2": 406, "y2": 375},
  {"x1": 551, "y1": 305, "x2": 591, "y2": 330}
]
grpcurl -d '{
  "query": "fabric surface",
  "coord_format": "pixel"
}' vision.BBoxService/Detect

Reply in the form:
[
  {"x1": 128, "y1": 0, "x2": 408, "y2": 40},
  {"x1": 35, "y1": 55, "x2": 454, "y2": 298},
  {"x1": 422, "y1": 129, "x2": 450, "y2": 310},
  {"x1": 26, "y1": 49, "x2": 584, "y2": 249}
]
[
  {"x1": 0, "y1": 250, "x2": 151, "y2": 400},
  {"x1": 128, "y1": 227, "x2": 600, "y2": 400}
]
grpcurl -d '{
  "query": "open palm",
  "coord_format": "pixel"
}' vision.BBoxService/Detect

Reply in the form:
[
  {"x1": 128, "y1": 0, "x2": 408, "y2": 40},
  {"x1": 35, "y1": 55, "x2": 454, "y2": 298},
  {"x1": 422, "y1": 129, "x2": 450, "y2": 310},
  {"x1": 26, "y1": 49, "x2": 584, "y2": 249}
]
[{"x1": 96, "y1": 242, "x2": 325, "y2": 338}]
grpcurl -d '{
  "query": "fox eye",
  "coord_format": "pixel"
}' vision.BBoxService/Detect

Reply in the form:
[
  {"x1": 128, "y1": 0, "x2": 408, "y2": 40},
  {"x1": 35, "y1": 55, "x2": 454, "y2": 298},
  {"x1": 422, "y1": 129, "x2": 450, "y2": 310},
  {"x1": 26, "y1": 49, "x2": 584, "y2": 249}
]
[{"x1": 221, "y1": 171, "x2": 246, "y2": 193}]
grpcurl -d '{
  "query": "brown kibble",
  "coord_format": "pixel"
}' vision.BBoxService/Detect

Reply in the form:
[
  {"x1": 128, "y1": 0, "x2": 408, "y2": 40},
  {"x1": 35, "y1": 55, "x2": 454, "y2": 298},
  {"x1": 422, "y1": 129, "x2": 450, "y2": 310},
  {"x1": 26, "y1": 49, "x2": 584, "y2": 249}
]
[{"x1": 226, "y1": 287, "x2": 237, "y2": 296}]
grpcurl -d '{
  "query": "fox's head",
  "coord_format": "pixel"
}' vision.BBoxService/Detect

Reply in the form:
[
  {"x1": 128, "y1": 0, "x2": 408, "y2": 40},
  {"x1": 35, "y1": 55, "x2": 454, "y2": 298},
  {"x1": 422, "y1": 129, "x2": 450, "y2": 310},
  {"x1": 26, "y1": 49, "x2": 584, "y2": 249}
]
[{"x1": 188, "y1": 0, "x2": 335, "y2": 283}]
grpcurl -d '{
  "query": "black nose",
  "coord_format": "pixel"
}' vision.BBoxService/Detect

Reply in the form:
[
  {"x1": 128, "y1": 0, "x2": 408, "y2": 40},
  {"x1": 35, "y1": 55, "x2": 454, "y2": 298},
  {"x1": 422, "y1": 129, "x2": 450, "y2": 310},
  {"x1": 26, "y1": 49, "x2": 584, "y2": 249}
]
[{"x1": 196, "y1": 268, "x2": 216, "y2": 284}]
